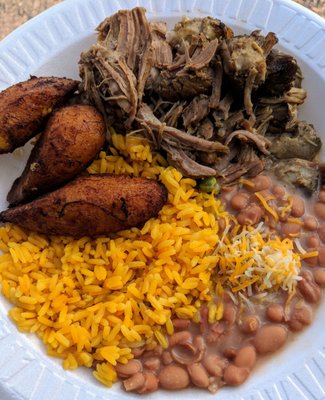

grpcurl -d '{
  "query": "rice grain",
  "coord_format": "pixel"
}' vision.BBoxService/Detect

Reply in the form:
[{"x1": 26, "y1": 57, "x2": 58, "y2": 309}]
[{"x1": 0, "y1": 131, "x2": 228, "y2": 387}]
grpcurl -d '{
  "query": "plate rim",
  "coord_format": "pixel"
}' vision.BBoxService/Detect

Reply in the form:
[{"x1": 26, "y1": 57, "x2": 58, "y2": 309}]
[{"x1": 1, "y1": 0, "x2": 325, "y2": 90}]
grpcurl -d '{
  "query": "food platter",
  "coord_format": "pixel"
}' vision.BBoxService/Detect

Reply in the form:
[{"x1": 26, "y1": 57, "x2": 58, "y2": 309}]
[{"x1": 0, "y1": 0, "x2": 325, "y2": 399}]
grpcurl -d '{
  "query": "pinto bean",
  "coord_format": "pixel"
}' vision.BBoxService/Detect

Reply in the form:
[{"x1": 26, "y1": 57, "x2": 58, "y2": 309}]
[
  {"x1": 222, "y1": 185, "x2": 236, "y2": 194},
  {"x1": 172, "y1": 319, "x2": 190, "y2": 331},
  {"x1": 266, "y1": 303, "x2": 284, "y2": 323},
  {"x1": 237, "y1": 203, "x2": 264, "y2": 226},
  {"x1": 298, "y1": 272, "x2": 321, "y2": 303},
  {"x1": 314, "y1": 202, "x2": 325, "y2": 220},
  {"x1": 223, "y1": 364, "x2": 250, "y2": 386},
  {"x1": 123, "y1": 372, "x2": 146, "y2": 392},
  {"x1": 187, "y1": 363, "x2": 209, "y2": 388},
  {"x1": 258, "y1": 189, "x2": 274, "y2": 199},
  {"x1": 168, "y1": 331, "x2": 192, "y2": 347},
  {"x1": 318, "y1": 248, "x2": 325, "y2": 267},
  {"x1": 143, "y1": 357, "x2": 160, "y2": 371},
  {"x1": 281, "y1": 222, "x2": 301, "y2": 238},
  {"x1": 159, "y1": 365, "x2": 190, "y2": 390},
  {"x1": 238, "y1": 315, "x2": 260, "y2": 334},
  {"x1": 313, "y1": 268, "x2": 325, "y2": 286},
  {"x1": 223, "y1": 292, "x2": 232, "y2": 302},
  {"x1": 171, "y1": 334, "x2": 205, "y2": 366},
  {"x1": 318, "y1": 191, "x2": 325, "y2": 203},
  {"x1": 137, "y1": 372, "x2": 159, "y2": 394},
  {"x1": 143, "y1": 345, "x2": 163, "y2": 358},
  {"x1": 145, "y1": 341, "x2": 158, "y2": 351},
  {"x1": 193, "y1": 335, "x2": 205, "y2": 352},
  {"x1": 223, "y1": 303, "x2": 237, "y2": 325},
  {"x1": 217, "y1": 218, "x2": 226, "y2": 234},
  {"x1": 290, "y1": 196, "x2": 305, "y2": 217},
  {"x1": 279, "y1": 211, "x2": 290, "y2": 223},
  {"x1": 206, "y1": 322, "x2": 225, "y2": 343},
  {"x1": 265, "y1": 214, "x2": 277, "y2": 229},
  {"x1": 203, "y1": 354, "x2": 227, "y2": 376},
  {"x1": 234, "y1": 346, "x2": 256, "y2": 370},
  {"x1": 249, "y1": 175, "x2": 272, "y2": 192},
  {"x1": 192, "y1": 335, "x2": 206, "y2": 362},
  {"x1": 303, "y1": 247, "x2": 319, "y2": 266},
  {"x1": 304, "y1": 216, "x2": 318, "y2": 231},
  {"x1": 132, "y1": 348, "x2": 145, "y2": 358},
  {"x1": 171, "y1": 342, "x2": 200, "y2": 365},
  {"x1": 289, "y1": 304, "x2": 312, "y2": 332},
  {"x1": 230, "y1": 192, "x2": 249, "y2": 210},
  {"x1": 272, "y1": 185, "x2": 286, "y2": 199},
  {"x1": 306, "y1": 234, "x2": 320, "y2": 248},
  {"x1": 116, "y1": 359, "x2": 142, "y2": 378},
  {"x1": 162, "y1": 351, "x2": 173, "y2": 365},
  {"x1": 254, "y1": 324, "x2": 288, "y2": 354},
  {"x1": 319, "y1": 224, "x2": 325, "y2": 243},
  {"x1": 223, "y1": 347, "x2": 237, "y2": 359}
]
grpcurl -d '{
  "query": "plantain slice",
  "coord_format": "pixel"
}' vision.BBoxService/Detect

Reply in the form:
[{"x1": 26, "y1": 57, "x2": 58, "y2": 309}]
[
  {"x1": 0, "y1": 76, "x2": 79, "y2": 154},
  {"x1": 1, "y1": 174, "x2": 167, "y2": 237},
  {"x1": 7, "y1": 104, "x2": 106, "y2": 205}
]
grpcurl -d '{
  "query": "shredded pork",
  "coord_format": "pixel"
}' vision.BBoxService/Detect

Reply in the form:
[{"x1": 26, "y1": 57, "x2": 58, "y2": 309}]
[{"x1": 79, "y1": 7, "x2": 322, "y2": 187}]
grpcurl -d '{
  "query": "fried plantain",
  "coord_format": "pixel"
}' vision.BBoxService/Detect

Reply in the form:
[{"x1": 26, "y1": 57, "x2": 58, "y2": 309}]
[
  {"x1": 0, "y1": 76, "x2": 79, "y2": 154},
  {"x1": 7, "y1": 104, "x2": 106, "y2": 205},
  {"x1": 1, "y1": 174, "x2": 167, "y2": 237}
]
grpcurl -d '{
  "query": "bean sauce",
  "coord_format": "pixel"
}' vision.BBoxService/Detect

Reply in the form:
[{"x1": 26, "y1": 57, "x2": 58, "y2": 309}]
[{"x1": 119, "y1": 175, "x2": 325, "y2": 394}]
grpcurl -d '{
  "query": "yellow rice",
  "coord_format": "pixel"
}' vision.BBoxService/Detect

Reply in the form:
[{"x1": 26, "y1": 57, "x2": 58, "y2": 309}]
[{"x1": 0, "y1": 131, "x2": 229, "y2": 387}]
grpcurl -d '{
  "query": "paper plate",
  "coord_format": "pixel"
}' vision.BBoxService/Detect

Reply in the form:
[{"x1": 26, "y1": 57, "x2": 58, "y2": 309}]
[{"x1": 0, "y1": 0, "x2": 325, "y2": 399}]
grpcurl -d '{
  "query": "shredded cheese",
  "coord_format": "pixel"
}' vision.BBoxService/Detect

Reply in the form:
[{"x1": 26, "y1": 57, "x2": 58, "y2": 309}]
[
  {"x1": 288, "y1": 233, "x2": 301, "y2": 238},
  {"x1": 287, "y1": 218, "x2": 304, "y2": 225},
  {"x1": 300, "y1": 250, "x2": 319, "y2": 259},
  {"x1": 215, "y1": 280, "x2": 224, "y2": 320},
  {"x1": 215, "y1": 223, "x2": 301, "y2": 296},
  {"x1": 294, "y1": 238, "x2": 306, "y2": 254},
  {"x1": 239, "y1": 178, "x2": 255, "y2": 188},
  {"x1": 254, "y1": 192, "x2": 279, "y2": 221},
  {"x1": 280, "y1": 195, "x2": 293, "y2": 218}
]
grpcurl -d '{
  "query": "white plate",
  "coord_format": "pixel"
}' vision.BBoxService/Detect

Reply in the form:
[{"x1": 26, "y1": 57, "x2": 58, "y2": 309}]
[{"x1": 0, "y1": 0, "x2": 325, "y2": 399}]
